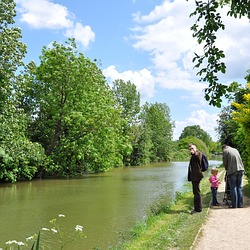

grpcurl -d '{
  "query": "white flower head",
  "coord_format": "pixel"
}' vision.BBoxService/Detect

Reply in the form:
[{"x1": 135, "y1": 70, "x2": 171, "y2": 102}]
[
  {"x1": 75, "y1": 225, "x2": 83, "y2": 231},
  {"x1": 17, "y1": 242, "x2": 25, "y2": 246},
  {"x1": 51, "y1": 228, "x2": 58, "y2": 233},
  {"x1": 58, "y1": 214, "x2": 65, "y2": 217},
  {"x1": 6, "y1": 240, "x2": 25, "y2": 246},
  {"x1": 6, "y1": 240, "x2": 14, "y2": 245},
  {"x1": 42, "y1": 227, "x2": 50, "y2": 231},
  {"x1": 26, "y1": 236, "x2": 34, "y2": 241}
]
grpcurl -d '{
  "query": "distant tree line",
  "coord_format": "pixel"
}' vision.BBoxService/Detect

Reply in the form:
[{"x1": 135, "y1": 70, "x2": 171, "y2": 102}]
[{"x1": 2, "y1": 0, "x2": 249, "y2": 183}]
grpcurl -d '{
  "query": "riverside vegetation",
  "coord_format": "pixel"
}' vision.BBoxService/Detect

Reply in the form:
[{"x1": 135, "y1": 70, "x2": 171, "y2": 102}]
[
  {"x1": 111, "y1": 167, "x2": 224, "y2": 250},
  {"x1": 2, "y1": 0, "x2": 250, "y2": 186},
  {"x1": 1, "y1": 0, "x2": 218, "y2": 183},
  {"x1": 1, "y1": 0, "x2": 250, "y2": 248},
  {"x1": 114, "y1": 169, "x2": 250, "y2": 250},
  {"x1": 1, "y1": 214, "x2": 86, "y2": 249}
]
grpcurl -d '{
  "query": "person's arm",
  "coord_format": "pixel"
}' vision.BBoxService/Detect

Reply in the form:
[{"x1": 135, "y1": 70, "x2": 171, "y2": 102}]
[{"x1": 222, "y1": 152, "x2": 228, "y2": 171}]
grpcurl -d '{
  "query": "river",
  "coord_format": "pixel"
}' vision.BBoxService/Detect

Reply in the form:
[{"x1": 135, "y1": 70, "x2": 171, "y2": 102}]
[{"x1": 0, "y1": 160, "x2": 221, "y2": 249}]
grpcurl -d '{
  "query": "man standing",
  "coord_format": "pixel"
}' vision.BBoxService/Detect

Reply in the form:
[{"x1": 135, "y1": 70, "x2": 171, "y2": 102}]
[
  {"x1": 222, "y1": 144, "x2": 244, "y2": 208},
  {"x1": 188, "y1": 143, "x2": 204, "y2": 214}
]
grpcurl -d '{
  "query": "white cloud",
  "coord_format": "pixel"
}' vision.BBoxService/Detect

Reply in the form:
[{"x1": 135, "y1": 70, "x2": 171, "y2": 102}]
[
  {"x1": 103, "y1": 65, "x2": 155, "y2": 102},
  {"x1": 16, "y1": 0, "x2": 73, "y2": 29},
  {"x1": 127, "y1": 0, "x2": 249, "y2": 141},
  {"x1": 129, "y1": 0, "x2": 209, "y2": 106},
  {"x1": 173, "y1": 110, "x2": 219, "y2": 141},
  {"x1": 215, "y1": 8, "x2": 250, "y2": 81},
  {"x1": 130, "y1": 0, "x2": 250, "y2": 94},
  {"x1": 16, "y1": 0, "x2": 95, "y2": 49},
  {"x1": 65, "y1": 22, "x2": 95, "y2": 48}
]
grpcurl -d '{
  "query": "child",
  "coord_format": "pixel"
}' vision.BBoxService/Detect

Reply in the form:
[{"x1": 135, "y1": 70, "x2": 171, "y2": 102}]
[{"x1": 209, "y1": 168, "x2": 220, "y2": 206}]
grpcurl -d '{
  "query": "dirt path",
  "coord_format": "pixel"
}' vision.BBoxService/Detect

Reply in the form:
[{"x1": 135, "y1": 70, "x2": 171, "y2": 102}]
[{"x1": 192, "y1": 173, "x2": 250, "y2": 250}]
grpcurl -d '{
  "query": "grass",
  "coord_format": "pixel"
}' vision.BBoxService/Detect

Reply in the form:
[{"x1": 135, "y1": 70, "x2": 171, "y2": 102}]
[{"x1": 111, "y1": 169, "x2": 225, "y2": 250}]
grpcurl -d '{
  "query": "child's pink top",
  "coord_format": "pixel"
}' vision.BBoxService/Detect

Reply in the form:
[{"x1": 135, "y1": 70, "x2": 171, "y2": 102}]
[{"x1": 209, "y1": 175, "x2": 219, "y2": 188}]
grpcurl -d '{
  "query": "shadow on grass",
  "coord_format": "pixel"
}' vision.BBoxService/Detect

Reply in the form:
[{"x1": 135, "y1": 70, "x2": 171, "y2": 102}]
[{"x1": 243, "y1": 182, "x2": 250, "y2": 197}]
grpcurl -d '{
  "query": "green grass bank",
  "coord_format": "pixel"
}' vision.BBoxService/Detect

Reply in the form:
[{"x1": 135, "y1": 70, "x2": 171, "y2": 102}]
[{"x1": 111, "y1": 169, "x2": 227, "y2": 250}]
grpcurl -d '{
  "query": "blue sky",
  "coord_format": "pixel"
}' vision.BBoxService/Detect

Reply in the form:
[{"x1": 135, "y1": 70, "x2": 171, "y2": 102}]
[{"x1": 14, "y1": 0, "x2": 250, "y2": 141}]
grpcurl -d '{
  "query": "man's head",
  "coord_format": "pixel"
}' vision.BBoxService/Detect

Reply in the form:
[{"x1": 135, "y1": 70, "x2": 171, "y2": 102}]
[{"x1": 188, "y1": 143, "x2": 197, "y2": 155}]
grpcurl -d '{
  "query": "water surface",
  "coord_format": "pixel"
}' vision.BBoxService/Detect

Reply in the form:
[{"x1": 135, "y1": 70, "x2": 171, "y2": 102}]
[{"x1": 0, "y1": 160, "x2": 221, "y2": 249}]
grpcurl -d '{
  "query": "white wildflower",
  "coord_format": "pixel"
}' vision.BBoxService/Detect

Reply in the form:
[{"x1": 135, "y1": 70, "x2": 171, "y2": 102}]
[
  {"x1": 58, "y1": 214, "x2": 65, "y2": 217},
  {"x1": 5, "y1": 240, "x2": 24, "y2": 246},
  {"x1": 6, "y1": 240, "x2": 17, "y2": 245},
  {"x1": 75, "y1": 225, "x2": 83, "y2": 231},
  {"x1": 42, "y1": 227, "x2": 50, "y2": 231},
  {"x1": 51, "y1": 228, "x2": 58, "y2": 233},
  {"x1": 26, "y1": 236, "x2": 34, "y2": 241},
  {"x1": 17, "y1": 241, "x2": 25, "y2": 246}
]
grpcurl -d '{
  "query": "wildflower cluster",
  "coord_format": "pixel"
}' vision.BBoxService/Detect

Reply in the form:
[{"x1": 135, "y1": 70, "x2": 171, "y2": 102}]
[{"x1": 1, "y1": 214, "x2": 86, "y2": 249}]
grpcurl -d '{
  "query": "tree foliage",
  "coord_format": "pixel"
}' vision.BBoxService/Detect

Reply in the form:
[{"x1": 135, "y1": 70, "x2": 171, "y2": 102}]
[
  {"x1": 190, "y1": 0, "x2": 250, "y2": 107},
  {"x1": 216, "y1": 106, "x2": 239, "y2": 146},
  {"x1": 0, "y1": 0, "x2": 48, "y2": 182},
  {"x1": 0, "y1": 0, "x2": 27, "y2": 107},
  {"x1": 24, "y1": 39, "x2": 125, "y2": 175},
  {"x1": 0, "y1": 0, "x2": 185, "y2": 182},
  {"x1": 112, "y1": 79, "x2": 140, "y2": 165},
  {"x1": 231, "y1": 81, "x2": 250, "y2": 176},
  {"x1": 215, "y1": 72, "x2": 250, "y2": 176},
  {"x1": 178, "y1": 136, "x2": 209, "y2": 156},
  {"x1": 179, "y1": 125, "x2": 212, "y2": 146},
  {"x1": 112, "y1": 79, "x2": 140, "y2": 122},
  {"x1": 140, "y1": 102, "x2": 174, "y2": 162},
  {"x1": 1, "y1": 0, "x2": 226, "y2": 183}
]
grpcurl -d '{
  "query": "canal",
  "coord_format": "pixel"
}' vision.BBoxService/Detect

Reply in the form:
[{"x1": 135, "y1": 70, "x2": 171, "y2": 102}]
[{"x1": 0, "y1": 160, "x2": 221, "y2": 249}]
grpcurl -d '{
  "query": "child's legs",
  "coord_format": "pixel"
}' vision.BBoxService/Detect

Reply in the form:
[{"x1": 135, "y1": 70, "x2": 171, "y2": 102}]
[{"x1": 211, "y1": 187, "x2": 218, "y2": 205}]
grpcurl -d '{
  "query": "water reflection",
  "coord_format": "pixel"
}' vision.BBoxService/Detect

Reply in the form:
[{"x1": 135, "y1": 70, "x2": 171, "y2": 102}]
[{"x1": 0, "y1": 160, "x2": 221, "y2": 249}]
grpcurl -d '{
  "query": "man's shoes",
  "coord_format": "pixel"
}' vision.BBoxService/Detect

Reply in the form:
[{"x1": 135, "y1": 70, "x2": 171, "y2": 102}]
[
  {"x1": 212, "y1": 203, "x2": 220, "y2": 206},
  {"x1": 228, "y1": 205, "x2": 236, "y2": 208},
  {"x1": 190, "y1": 209, "x2": 201, "y2": 214}
]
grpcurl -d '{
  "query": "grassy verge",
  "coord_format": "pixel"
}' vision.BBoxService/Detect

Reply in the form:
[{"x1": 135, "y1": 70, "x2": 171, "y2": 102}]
[{"x1": 111, "y1": 170, "x2": 225, "y2": 250}]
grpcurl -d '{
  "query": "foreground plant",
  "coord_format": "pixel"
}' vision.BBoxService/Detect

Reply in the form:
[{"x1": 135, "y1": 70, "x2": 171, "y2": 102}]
[{"x1": 1, "y1": 214, "x2": 86, "y2": 249}]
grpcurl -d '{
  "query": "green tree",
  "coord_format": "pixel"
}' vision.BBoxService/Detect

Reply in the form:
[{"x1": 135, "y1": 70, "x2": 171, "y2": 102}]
[
  {"x1": 216, "y1": 106, "x2": 239, "y2": 147},
  {"x1": 208, "y1": 141, "x2": 222, "y2": 155},
  {"x1": 112, "y1": 79, "x2": 140, "y2": 165},
  {"x1": 190, "y1": 0, "x2": 250, "y2": 107},
  {"x1": 0, "y1": 0, "x2": 47, "y2": 182},
  {"x1": 0, "y1": 0, "x2": 27, "y2": 109},
  {"x1": 216, "y1": 74, "x2": 250, "y2": 149},
  {"x1": 24, "y1": 39, "x2": 124, "y2": 175},
  {"x1": 178, "y1": 136, "x2": 209, "y2": 156},
  {"x1": 215, "y1": 73, "x2": 250, "y2": 176},
  {"x1": 112, "y1": 79, "x2": 140, "y2": 122},
  {"x1": 179, "y1": 125, "x2": 212, "y2": 146},
  {"x1": 129, "y1": 122, "x2": 153, "y2": 165},
  {"x1": 231, "y1": 82, "x2": 250, "y2": 176},
  {"x1": 140, "y1": 102, "x2": 174, "y2": 162}
]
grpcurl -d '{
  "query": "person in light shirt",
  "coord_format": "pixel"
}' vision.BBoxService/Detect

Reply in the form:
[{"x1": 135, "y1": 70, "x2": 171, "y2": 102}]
[{"x1": 222, "y1": 144, "x2": 244, "y2": 208}]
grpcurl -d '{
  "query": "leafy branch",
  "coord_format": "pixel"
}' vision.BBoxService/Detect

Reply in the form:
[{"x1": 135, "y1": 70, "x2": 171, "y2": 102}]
[{"x1": 189, "y1": 0, "x2": 250, "y2": 107}]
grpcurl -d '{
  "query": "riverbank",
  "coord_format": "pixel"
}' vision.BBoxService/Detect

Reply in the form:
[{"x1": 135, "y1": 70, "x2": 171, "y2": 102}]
[
  {"x1": 113, "y1": 169, "x2": 249, "y2": 250},
  {"x1": 112, "y1": 170, "x2": 218, "y2": 249}
]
